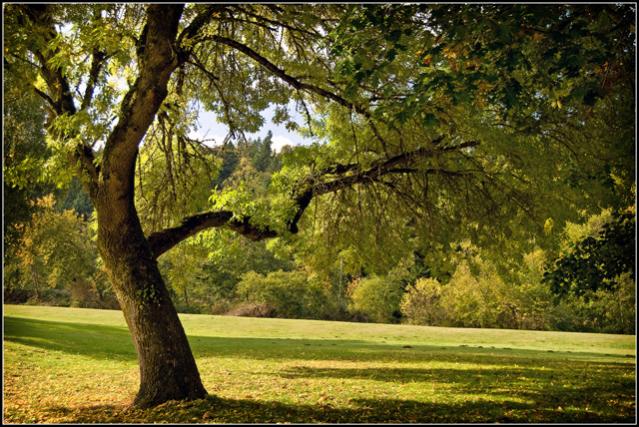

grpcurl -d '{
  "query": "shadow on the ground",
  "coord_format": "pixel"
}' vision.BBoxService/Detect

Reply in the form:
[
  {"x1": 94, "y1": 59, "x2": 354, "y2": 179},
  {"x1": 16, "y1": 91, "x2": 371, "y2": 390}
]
[
  {"x1": 23, "y1": 394, "x2": 634, "y2": 423},
  {"x1": 276, "y1": 364, "x2": 634, "y2": 414},
  {"x1": 4, "y1": 316, "x2": 635, "y2": 364},
  {"x1": 4, "y1": 316, "x2": 636, "y2": 423}
]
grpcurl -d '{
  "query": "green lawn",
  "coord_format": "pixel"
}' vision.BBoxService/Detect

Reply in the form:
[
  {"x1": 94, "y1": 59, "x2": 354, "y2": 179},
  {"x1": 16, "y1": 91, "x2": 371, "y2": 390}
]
[{"x1": 3, "y1": 304, "x2": 636, "y2": 423}]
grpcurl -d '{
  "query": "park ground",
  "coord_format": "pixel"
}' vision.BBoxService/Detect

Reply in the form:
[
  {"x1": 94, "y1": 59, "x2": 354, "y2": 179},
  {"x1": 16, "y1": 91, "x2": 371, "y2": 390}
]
[{"x1": 3, "y1": 304, "x2": 636, "y2": 423}]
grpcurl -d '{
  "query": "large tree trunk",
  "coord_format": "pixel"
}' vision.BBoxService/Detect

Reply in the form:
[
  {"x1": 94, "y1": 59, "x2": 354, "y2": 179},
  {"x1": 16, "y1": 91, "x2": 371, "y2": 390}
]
[{"x1": 95, "y1": 195, "x2": 207, "y2": 408}]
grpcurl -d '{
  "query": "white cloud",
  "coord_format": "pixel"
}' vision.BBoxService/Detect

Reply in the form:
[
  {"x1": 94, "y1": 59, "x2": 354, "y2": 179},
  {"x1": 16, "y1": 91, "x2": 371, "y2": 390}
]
[{"x1": 271, "y1": 135, "x2": 295, "y2": 153}]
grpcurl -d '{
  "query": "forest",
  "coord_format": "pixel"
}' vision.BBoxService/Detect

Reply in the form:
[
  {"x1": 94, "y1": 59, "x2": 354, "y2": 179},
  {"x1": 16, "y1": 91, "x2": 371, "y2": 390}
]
[{"x1": 3, "y1": 3, "x2": 636, "y2": 411}]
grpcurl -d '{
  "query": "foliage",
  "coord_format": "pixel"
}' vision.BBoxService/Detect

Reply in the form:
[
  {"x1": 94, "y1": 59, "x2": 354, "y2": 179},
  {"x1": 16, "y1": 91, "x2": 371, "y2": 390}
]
[
  {"x1": 3, "y1": 64, "x2": 52, "y2": 245},
  {"x1": 438, "y1": 261, "x2": 521, "y2": 329},
  {"x1": 136, "y1": 135, "x2": 221, "y2": 234},
  {"x1": 235, "y1": 270, "x2": 336, "y2": 319},
  {"x1": 6, "y1": 3, "x2": 633, "y2": 263},
  {"x1": 6, "y1": 195, "x2": 115, "y2": 308},
  {"x1": 241, "y1": 131, "x2": 281, "y2": 173},
  {"x1": 400, "y1": 239, "x2": 635, "y2": 334},
  {"x1": 3, "y1": 3, "x2": 635, "y2": 343},
  {"x1": 55, "y1": 176, "x2": 93, "y2": 218},
  {"x1": 554, "y1": 272, "x2": 636, "y2": 334},
  {"x1": 158, "y1": 238, "x2": 213, "y2": 314},
  {"x1": 4, "y1": 305, "x2": 635, "y2": 423},
  {"x1": 400, "y1": 278, "x2": 446, "y2": 326},
  {"x1": 348, "y1": 275, "x2": 404, "y2": 323},
  {"x1": 543, "y1": 208, "x2": 636, "y2": 297}
]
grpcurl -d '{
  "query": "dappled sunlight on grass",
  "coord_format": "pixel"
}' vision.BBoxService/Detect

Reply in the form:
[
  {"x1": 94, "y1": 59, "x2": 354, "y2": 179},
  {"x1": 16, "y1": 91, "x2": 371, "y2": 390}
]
[{"x1": 3, "y1": 305, "x2": 636, "y2": 423}]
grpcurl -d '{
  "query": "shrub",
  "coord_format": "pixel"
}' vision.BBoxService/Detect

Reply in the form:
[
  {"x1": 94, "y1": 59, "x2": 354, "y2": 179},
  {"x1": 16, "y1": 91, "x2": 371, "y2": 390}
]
[
  {"x1": 400, "y1": 278, "x2": 446, "y2": 325},
  {"x1": 234, "y1": 270, "x2": 334, "y2": 319},
  {"x1": 69, "y1": 279, "x2": 101, "y2": 308},
  {"x1": 553, "y1": 272, "x2": 636, "y2": 334},
  {"x1": 226, "y1": 302, "x2": 277, "y2": 318},
  {"x1": 437, "y1": 261, "x2": 527, "y2": 329},
  {"x1": 348, "y1": 275, "x2": 403, "y2": 323}
]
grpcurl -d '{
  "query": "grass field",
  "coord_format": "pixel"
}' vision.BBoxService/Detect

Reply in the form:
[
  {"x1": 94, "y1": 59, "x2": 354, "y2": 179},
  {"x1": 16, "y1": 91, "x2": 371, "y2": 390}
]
[{"x1": 3, "y1": 304, "x2": 636, "y2": 423}]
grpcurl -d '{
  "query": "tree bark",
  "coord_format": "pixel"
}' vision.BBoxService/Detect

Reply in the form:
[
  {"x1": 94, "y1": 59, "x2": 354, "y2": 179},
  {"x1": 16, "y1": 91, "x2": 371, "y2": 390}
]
[
  {"x1": 95, "y1": 195, "x2": 206, "y2": 408},
  {"x1": 18, "y1": 3, "x2": 214, "y2": 409}
]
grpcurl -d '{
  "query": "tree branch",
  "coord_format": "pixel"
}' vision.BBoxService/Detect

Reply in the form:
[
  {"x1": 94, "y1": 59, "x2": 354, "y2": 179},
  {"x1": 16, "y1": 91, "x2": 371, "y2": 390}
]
[
  {"x1": 230, "y1": 5, "x2": 323, "y2": 38},
  {"x1": 209, "y1": 34, "x2": 391, "y2": 154},
  {"x1": 81, "y1": 48, "x2": 106, "y2": 110},
  {"x1": 147, "y1": 211, "x2": 277, "y2": 258},
  {"x1": 147, "y1": 139, "x2": 480, "y2": 258},
  {"x1": 177, "y1": 4, "x2": 227, "y2": 47},
  {"x1": 19, "y1": 5, "x2": 100, "y2": 191},
  {"x1": 100, "y1": 4, "x2": 184, "y2": 199},
  {"x1": 32, "y1": 86, "x2": 57, "y2": 110}
]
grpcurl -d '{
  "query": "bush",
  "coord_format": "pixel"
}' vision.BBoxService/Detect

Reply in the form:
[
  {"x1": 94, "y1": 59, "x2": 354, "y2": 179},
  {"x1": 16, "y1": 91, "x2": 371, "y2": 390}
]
[
  {"x1": 6, "y1": 195, "x2": 110, "y2": 308},
  {"x1": 348, "y1": 275, "x2": 403, "y2": 323},
  {"x1": 3, "y1": 287, "x2": 31, "y2": 304},
  {"x1": 436, "y1": 262, "x2": 509, "y2": 328},
  {"x1": 514, "y1": 282, "x2": 556, "y2": 331},
  {"x1": 226, "y1": 302, "x2": 277, "y2": 318},
  {"x1": 400, "y1": 259, "x2": 558, "y2": 330},
  {"x1": 400, "y1": 278, "x2": 446, "y2": 325},
  {"x1": 553, "y1": 272, "x2": 635, "y2": 334},
  {"x1": 69, "y1": 279, "x2": 101, "y2": 308},
  {"x1": 602, "y1": 272, "x2": 636, "y2": 334},
  {"x1": 234, "y1": 270, "x2": 334, "y2": 319},
  {"x1": 27, "y1": 288, "x2": 71, "y2": 307}
]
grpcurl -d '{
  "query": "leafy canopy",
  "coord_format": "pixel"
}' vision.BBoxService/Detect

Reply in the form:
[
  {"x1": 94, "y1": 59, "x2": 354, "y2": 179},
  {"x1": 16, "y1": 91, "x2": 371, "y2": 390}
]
[{"x1": 3, "y1": 4, "x2": 634, "y2": 270}]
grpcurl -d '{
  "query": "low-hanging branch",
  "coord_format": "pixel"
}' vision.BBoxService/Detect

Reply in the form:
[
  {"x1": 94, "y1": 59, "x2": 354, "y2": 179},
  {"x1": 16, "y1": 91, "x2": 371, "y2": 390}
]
[{"x1": 147, "y1": 139, "x2": 479, "y2": 258}]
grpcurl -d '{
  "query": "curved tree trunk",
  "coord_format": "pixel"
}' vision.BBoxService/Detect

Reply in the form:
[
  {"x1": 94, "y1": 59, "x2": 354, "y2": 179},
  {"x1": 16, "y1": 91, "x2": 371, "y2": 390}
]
[{"x1": 95, "y1": 196, "x2": 207, "y2": 408}]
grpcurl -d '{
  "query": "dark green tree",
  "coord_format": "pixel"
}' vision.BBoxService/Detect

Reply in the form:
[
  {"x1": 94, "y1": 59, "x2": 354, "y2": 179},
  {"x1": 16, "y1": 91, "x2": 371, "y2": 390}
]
[
  {"x1": 3, "y1": 66, "x2": 51, "y2": 244},
  {"x1": 543, "y1": 210, "x2": 636, "y2": 297}
]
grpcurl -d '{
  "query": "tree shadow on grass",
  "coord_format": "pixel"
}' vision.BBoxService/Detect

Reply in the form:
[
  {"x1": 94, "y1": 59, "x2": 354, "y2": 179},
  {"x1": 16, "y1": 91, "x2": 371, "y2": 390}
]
[
  {"x1": 4, "y1": 316, "x2": 136, "y2": 361},
  {"x1": 276, "y1": 365, "x2": 635, "y2": 419},
  {"x1": 5, "y1": 316, "x2": 634, "y2": 365},
  {"x1": 5, "y1": 316, "x2": 635, "y2": 423},
  {"x1": 30, "y1": 394, "x2": 633, "y2": 423}
]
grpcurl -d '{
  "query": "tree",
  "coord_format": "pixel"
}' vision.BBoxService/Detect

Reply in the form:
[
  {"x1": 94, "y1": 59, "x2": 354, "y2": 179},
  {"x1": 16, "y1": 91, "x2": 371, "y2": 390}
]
[
  {"x1": 348, "y1": 275, "x2": 404, "y2": 323},
  {"x1": 3, "y1": 64, "x2": 51, "y2": 245},
  {"x1": 9, "y1": 195, "x2": 102, "y2": 304},
  {"x1": 4, "y1": 3, "x2": 633, "y2": 408},
  {"x1": 543, "y1": 208, "x2": 636, "y2": 297}
]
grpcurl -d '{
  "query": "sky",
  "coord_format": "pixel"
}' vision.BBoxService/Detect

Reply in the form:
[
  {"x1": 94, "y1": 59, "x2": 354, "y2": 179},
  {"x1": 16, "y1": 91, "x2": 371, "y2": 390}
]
[
  {"x1": 189, "y1": 104, "x2": 315, "y2": 152},
  {"x1": 100, "y1": 73, "x2": 314, "y2": 152}
]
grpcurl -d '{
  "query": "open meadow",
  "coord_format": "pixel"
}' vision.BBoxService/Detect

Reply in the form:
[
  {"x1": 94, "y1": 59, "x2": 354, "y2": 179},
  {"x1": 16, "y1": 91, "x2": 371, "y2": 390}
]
[{"x1": 3, "y1": 304, "x2": 636, "y2": 423}]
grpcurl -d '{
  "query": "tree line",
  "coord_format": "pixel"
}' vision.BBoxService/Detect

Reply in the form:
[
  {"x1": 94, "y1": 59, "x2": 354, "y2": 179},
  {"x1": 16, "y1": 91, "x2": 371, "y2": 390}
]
[{"x1": 5, "y1": 126, "x2": 634, "y2": 334}]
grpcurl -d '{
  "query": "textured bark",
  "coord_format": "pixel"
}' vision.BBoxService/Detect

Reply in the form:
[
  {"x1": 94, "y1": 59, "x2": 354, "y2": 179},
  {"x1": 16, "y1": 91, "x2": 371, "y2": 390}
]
[
  {"x1": 95, "y1": 195, "x2": 206, "y2": 408},
  {"x1": 86, "y1": 5, "x2": 208, "y2": 408}
]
